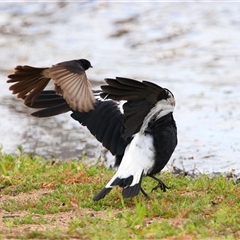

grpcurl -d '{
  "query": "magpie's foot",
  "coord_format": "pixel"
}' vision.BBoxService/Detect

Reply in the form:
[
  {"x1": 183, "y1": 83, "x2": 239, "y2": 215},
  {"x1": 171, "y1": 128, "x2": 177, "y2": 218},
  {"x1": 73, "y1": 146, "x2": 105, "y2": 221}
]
[
  {"x1": 140, "y1": 187, "x2": 151, "y2": 199},
  {"x1": 149, "y1": 175, "x2": 170, "y2": 192},
  {"x1": 151, "y1": 181, "x2": 170, "y2": 192}
]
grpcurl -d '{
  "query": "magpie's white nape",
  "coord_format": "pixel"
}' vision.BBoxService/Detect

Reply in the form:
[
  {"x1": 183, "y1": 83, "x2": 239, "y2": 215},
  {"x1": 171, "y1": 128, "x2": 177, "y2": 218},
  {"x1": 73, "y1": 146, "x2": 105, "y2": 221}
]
[{"x1": 7, "y1": 60, "x2": 177, "y2": 201}]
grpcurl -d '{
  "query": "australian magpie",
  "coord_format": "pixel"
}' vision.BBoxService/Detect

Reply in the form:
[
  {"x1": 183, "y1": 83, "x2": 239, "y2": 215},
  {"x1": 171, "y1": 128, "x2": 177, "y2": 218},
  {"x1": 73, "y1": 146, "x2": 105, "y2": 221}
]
[{"x1": 7, "y1": 60, "x2": 177, "y2": 201}]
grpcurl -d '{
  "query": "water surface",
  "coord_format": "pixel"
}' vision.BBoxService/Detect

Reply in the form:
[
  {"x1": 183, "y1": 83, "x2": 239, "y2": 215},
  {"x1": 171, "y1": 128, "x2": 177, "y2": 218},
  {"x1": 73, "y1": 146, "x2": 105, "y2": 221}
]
[{"x1": 0, "y1": 2, "x2": 240, "y2": 173}]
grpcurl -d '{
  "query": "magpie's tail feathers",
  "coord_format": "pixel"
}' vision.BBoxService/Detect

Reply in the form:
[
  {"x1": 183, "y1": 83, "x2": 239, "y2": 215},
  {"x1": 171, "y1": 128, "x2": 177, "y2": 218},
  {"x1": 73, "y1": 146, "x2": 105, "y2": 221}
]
[
  {"x1": 7, "y1": 65, "x2": 50, "y2": 104},
  {"x1": 121, "y1": 170, "x2": 144, "y2": 198},
  {"x1": 122, "y1": 182, "x2": 142, "y2": 198},
  {"x1": 92, "y1": 188, "x2": 112, "y2": 201},
  {"x1": 93, "y1": 170, "x2": 144, "y2": 201}
]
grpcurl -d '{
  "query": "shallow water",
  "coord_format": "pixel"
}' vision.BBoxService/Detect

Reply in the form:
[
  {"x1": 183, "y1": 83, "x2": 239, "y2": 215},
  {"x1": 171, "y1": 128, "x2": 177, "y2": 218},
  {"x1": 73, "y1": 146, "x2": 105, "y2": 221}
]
[{"x1": 0, "y1": 2, "x2": 240, "y2": 173}]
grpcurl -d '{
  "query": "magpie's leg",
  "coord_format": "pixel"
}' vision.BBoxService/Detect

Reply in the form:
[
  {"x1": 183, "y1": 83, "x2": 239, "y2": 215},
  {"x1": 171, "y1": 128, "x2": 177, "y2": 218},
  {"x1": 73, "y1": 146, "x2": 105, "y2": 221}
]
[
  {"x1": 140, "y1": 187, "x2": 151, "y2": 199},
  {"x1": 149, "y1": 175, "x2": 170, "y2": 192}
]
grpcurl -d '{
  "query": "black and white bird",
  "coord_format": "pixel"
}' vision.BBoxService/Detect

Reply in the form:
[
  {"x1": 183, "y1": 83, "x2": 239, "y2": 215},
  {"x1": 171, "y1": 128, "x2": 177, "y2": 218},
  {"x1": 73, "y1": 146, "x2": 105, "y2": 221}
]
[{"x1": 7, "y1": 59, "x2": 177, "y2": 201}]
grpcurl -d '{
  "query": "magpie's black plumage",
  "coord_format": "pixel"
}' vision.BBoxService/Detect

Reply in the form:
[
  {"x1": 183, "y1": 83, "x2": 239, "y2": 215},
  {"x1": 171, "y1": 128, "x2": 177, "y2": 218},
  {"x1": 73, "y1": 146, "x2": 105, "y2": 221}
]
[{"x1": 7, "y1": 60, "x2": 177, "y2": 201}]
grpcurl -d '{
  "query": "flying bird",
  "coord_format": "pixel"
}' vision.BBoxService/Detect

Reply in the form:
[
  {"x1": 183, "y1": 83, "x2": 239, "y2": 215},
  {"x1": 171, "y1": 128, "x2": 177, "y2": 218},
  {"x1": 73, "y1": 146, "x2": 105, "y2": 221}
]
[
  {"x1": 7, "y1": 59, "x2": 95, "y2": 112},
  {"x1": 7, "y1": 60, "x2": 177, "y2": 201}
]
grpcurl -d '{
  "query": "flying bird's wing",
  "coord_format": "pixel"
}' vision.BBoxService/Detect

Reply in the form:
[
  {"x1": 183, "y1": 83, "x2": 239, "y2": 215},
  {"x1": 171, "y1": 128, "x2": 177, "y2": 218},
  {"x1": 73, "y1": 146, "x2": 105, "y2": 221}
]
[
  {"x1": 101, "y1": 77, "x2": 168, "y2": 139},
  {"x1": 48, "y1": 61, "x2": 95, "y2": 112}
]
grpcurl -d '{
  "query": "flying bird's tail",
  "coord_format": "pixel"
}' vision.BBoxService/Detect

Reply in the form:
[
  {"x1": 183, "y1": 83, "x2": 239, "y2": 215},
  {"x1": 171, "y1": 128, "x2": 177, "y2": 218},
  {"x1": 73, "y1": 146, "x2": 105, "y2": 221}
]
[
  {"x1": 7, "y1": 65, "x2": 50, "y2": 105},
  {"x1": 93, "y1": 170, "x2": 144, "y2": 201}
]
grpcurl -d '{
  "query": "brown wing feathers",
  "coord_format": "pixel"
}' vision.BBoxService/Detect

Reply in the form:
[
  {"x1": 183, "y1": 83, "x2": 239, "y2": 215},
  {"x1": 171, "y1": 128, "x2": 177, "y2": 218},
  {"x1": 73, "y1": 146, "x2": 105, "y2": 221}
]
[{"x1": 48, "y1": 65, "x2": 95, "y2": 112}]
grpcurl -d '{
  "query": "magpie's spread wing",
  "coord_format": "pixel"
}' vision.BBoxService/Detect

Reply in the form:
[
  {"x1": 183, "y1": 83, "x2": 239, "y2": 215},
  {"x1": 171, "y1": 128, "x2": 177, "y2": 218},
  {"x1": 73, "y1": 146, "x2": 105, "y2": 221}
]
[
  {"x1": 25, "y1": 90, "x2": 71, "y2": 117},
  {"x1": 101, "y1": 77, "x2": 169, "y2": 139},
  {"x1": 71, "y1": 100, "x2": 129, "y2": 156},
  {"x1": 26, "y1": 90, "x2": 129, "y2": 156}
]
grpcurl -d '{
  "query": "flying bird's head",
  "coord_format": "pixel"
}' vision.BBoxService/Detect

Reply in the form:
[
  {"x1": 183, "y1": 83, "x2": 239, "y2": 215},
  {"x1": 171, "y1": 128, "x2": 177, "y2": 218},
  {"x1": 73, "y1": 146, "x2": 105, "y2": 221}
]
[{"x1": 78, "y1": 59, "x2": 93, "y2": 70}]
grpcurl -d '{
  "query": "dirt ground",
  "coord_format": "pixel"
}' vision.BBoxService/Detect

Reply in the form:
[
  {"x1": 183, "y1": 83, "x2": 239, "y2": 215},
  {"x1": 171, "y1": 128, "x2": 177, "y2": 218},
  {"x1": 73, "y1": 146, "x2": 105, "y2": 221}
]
[
  {"x1": 0, "y1": 189, "x2": 107, "y2": 238},
  {"x1": 0, "y1": 189, "x2": 186, "y2": 239}
]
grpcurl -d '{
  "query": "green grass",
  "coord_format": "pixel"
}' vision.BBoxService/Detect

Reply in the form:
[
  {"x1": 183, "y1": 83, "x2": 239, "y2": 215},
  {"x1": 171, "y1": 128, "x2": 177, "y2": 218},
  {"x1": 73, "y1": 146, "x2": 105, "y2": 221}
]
[{"x1": 0, "y1": 147, "x2": 240, "y2": 239}]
